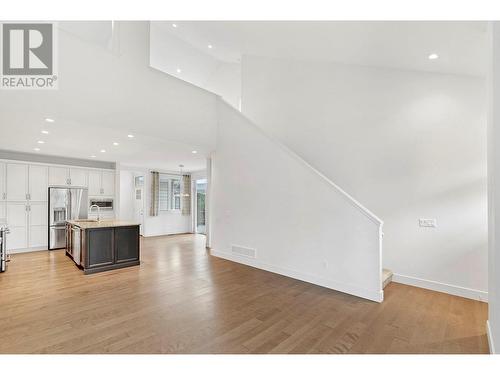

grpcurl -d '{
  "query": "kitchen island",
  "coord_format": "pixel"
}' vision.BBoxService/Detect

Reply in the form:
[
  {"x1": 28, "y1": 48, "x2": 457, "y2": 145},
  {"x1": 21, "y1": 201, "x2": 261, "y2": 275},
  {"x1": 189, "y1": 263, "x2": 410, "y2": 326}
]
[{"x1": 66, "y1": 220, "x2": 140, "y2": 274}]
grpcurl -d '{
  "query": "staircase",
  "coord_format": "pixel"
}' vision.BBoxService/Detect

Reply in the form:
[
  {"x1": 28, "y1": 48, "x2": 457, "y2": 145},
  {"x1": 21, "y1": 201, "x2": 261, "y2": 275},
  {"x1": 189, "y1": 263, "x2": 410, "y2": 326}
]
[{"x1": 383, "y1": 269, "x2": 393, "y2": 289}]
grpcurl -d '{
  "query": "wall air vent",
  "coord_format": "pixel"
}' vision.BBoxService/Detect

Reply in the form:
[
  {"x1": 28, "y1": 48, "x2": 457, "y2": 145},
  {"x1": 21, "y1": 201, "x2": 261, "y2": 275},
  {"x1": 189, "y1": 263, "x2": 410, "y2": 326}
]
[{"x1": 231, "y1": 245, "x2": 256, "y2": 259}]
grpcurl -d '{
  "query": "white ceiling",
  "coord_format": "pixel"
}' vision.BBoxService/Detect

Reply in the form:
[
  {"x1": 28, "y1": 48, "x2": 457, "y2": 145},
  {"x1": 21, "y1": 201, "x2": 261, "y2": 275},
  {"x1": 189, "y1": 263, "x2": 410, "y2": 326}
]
[
  {"x1": 0, "y1": 21, "x2": 489, "y2": 173},
  {"x1": 0, "y1": 22, "x2": 216, "y2": 172},
  {"x1": 162, "y1": 21, "x2": 488, "y2": 77}
]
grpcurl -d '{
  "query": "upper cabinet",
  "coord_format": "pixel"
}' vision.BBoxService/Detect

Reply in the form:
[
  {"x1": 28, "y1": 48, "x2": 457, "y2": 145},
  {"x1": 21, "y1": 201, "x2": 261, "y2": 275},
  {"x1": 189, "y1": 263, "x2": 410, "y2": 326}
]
[
  {"x1": 88, "y1": 170, "x2": 115, "y2": 196},
  {"x1": 88, "y1": 170, "x2": 101, "y2": 196},
  {"x1": 48, "y1": 166, "x2": 89, "y2": 187},
  {"x1": 28, "y1": 165, "x2": 48, "y2": 201},
  {"x1": 6, "y1": 163, "x2": 28, "y2": 201},
  {"x1": 2, "y1": 161, "x2": 115, "y2": 203},
  {"x1": 48, "y1": 166, "x2": 69, "y2": 186},
  {"x1": 69, "y1": 168, "x2": 88, "y2": 187},
  {"x1": 101, "y1": 171, "x2": 115, "y2": 196}
]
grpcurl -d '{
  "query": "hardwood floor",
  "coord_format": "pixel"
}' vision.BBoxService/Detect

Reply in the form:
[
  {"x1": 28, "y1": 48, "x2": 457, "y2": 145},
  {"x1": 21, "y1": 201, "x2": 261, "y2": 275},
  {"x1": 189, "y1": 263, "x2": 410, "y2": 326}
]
[{"x1": 0, "y1": 234, "x2": 489, "y2": 354}]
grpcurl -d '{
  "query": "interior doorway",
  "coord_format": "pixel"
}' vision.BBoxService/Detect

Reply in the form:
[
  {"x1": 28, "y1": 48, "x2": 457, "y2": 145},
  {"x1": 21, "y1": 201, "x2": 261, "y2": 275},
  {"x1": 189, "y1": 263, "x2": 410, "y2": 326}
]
[{"x1": 195, "y1": 178, "x2": 207, "y2": 234}]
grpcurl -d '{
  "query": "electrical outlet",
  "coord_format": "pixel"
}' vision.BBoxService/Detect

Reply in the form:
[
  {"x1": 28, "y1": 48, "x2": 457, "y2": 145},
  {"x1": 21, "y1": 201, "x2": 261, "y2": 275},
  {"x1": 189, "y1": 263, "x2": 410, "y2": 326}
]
[
  {"x1": 419, "y1": 218, "x2": 437, "y2": 228},
  {"x1": 323, "y1": 260, "x2": 329, "y2": 269}
]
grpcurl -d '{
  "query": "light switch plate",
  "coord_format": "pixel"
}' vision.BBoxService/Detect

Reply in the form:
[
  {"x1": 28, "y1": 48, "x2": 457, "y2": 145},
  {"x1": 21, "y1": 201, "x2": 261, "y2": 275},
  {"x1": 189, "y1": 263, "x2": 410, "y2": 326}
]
[{"x1": 419, "y1": 218, "x2": 437, "y2": 228}]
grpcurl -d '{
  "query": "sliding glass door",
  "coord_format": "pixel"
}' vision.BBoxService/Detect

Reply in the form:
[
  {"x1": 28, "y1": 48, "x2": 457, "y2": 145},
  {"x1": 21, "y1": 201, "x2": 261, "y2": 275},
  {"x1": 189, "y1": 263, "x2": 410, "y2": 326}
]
[{"x1": 195, "y1": 179, "x2": 207, "y2": 234}]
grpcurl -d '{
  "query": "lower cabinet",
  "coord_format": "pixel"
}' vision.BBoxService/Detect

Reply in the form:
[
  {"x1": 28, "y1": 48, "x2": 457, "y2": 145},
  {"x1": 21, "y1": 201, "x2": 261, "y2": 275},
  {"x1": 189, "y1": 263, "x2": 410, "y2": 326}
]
[
  {"x1": 5, "y1": 202, "x2": 47, "y2": 251},
  {"x1": 28, "y1": 202, "x2": 48, "y2": 248},
  {"x1": 87, "y1": 228, "x2": 114, "y2": 267},
  {"x1": 84, "y1": 226, "x2": 140, "y2": 273},
  {"x1": 115, "y1": 227, "x2": 140, "y2": 263},
  {"x1": 6, "y1": 203, "x2": 27, "y2": 250}
]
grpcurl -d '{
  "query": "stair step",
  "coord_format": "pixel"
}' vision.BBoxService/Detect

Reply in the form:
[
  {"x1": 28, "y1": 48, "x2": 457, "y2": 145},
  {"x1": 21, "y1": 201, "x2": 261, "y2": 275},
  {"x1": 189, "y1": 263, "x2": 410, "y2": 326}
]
[{"x1": 382, "y1": 269, "x2": 393, "y2": 289}]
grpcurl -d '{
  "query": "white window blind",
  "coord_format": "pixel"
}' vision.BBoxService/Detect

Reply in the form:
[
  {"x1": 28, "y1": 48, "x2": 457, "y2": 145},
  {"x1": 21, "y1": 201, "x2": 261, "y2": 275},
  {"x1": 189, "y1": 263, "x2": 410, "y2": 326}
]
[
  {"x1": 172, "y1": 179, "x2": 181, "y2": 210},
  {"x1": 159, "y1": 176, "x2": 170, "y2": 211},
  {"x1": 159, "y1": 174, "x2": 181, "y2": 211}
]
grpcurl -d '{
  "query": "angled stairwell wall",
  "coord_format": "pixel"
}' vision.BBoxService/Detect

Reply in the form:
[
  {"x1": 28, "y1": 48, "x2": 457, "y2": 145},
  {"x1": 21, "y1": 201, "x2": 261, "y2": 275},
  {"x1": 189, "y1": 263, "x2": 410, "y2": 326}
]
[
  {"x1": 240, "y1": 55, "x2": 488, "y2": 301},
  {"x1": 210, "y1": 99, "x2": 384, "y2": 302}
]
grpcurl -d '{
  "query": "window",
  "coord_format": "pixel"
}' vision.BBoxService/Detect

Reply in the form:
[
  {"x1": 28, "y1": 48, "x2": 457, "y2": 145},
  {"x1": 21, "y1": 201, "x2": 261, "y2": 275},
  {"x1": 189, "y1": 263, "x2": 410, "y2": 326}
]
[
  {"x1": 172, "y1": 179, "x2": 181, "y2": 210},
  {"x1": 134, "y1": 176, "x2": 144, "y2": 188},
  {"x1": 159, "y1": 176, "x2": 170, "y2": 211},
  {"x1": 159, "y1": 174, "x2": 181, "y2": 211}
]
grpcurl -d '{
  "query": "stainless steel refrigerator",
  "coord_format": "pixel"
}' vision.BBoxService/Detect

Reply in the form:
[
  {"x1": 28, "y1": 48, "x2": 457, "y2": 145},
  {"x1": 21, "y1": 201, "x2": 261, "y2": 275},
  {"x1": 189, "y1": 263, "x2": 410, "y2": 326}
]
[{"x1": 48, "y1": 187, "x2": 88, "y2": 250}]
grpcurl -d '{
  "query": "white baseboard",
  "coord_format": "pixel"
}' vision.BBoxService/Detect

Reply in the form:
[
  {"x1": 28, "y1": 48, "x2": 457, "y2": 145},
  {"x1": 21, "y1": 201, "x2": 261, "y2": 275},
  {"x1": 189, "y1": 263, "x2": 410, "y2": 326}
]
[
  {"x1": 487, "y1": 320, "x2": 496, "y2": 354},
  {"x1": 210, "y1": 249, "x2": 383, "y2": 303},
  {"x1": 142, "y1": 231, "x2": 192, "y2": 238},
  {"x1": 392, "y1": 273, "x2": 488, "y2": 302},
  {"x1": 10, "y1": 246, "x2": 47, "y2": 254}
]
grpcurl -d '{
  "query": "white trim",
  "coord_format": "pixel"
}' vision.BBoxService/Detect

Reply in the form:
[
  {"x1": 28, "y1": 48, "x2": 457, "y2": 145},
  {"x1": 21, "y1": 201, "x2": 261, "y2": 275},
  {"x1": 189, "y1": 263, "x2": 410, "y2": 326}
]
[
  {"x1": 0, "y1": 157, "x2": 114, "y2": 171},
  {"x1": 487, "y1": 320, "x2": 496, "y2": 354},
  {"x1": 10, "y1": 246, "x2": 47, "y2": 254},
  {"x1": 211, "y1": 249, "x2": 384, "y2": 303},
  {"x1": 393, "y1": 273, "x2": 488, "y2": 302}
]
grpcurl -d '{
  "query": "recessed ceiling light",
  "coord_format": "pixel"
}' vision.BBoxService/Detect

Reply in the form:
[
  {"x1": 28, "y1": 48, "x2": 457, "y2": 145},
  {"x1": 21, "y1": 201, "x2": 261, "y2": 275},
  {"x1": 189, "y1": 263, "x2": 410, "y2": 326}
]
[
  {"x1": 192, "y1": 150, "x2": 198, "y2": 154},
  {"x1": 428, "y1": 53, "x2": 439, "y2": 60},
  {"x1": 45, "y1": 118, "x2": 55, "y2": 123},
  {"x1": 127, "y1": 134, "x2": 134, "y2": 138},
  {"x1": 176, "y1": 68, "x2": 182, "y2": 73},
  {"x1": 207, "y1": 44, "x2": 213, "y2": 49},
  {"x1": 41, "y1": 130, "x2": 49, "y2": 134},
  {"x1": 90, "y1": 155, "x2": 96, "y2": 158},
  {"x1": 33, "y1": 148, "x2": 40, "y2": 151},
  {"x1": 100, "y1": 149, "x2": 106, "y2": 153},
  {"x1": 172, "y1": 23, "x2": 177, "y2": 28},
  {"x1": 113, "y1": 142, "x2": 119, "y2": 146},
  {"x1": 37, "y1": 140, "x2": 45, "y2": 144}
]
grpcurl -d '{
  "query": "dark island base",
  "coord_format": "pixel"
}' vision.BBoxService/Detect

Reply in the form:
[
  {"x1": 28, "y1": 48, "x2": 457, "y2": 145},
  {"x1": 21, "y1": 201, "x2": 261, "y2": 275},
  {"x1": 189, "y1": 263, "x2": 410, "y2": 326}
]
[
  {"x1": 65, "y1": 251, "x2": 140, "y2": 274},
  {"x1": 66, "y1": 223, "x2": 140, "y2": 275},
  {"x1": 83, "y1": 260, "x2": 140, "y2": 274}
]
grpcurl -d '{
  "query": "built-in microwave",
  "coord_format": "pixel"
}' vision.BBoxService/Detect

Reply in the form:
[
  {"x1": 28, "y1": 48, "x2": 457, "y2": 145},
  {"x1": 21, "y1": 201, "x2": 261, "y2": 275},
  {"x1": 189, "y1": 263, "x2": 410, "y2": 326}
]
[{"x1": 89, "y1": 198, "x2": 114, "y2": 210}]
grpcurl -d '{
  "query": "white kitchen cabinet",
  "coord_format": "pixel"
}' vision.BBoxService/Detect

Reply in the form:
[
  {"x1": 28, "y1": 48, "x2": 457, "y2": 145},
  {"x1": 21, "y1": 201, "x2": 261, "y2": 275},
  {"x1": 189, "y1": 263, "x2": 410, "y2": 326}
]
[
  {"x1": 49, "y1": 166, "x2": 89, "y2": 187},
  {"x1": 6, "y1": 163, "x2": 28, "y2": 201},
  {"x1": 88, "y1": 170, "x2": 114, "y2": 196},
  {"x1": 6, "y1": 202, "x2": 28, "y2": 250},
  {"x1": 28, "y1": 202, "x2": 47, "y2": 248},
  {"x1": 28, "y1": 226, "x2": 47, "y2": 248},
  {"x1": 101, "y1": 171, "x2": 115, "y2": 196},
  {"x1": 29, "y1": 165, "x2": 48, "y2": 201},
  {"x1": 7, "y1": 227, "x2": 28, "y2": 250},
  {"x1": 0, "y1": 162, "x2": 5, "y2": 201},
  {"x1": 69, "y1": 168, "x2": 88, "y2": 187},
  {"x1": 29, "y1": 202, "x2": 47, "y2": 226},
  {"x1": 88, "y1": 170, "x2": 101, "y2": 195},
  {"x1": 48, "y1": 166, "x2": 69, "y2": 186},
  {"x1": 5, "y1": 202, "x2": 48, "y2": 250}
]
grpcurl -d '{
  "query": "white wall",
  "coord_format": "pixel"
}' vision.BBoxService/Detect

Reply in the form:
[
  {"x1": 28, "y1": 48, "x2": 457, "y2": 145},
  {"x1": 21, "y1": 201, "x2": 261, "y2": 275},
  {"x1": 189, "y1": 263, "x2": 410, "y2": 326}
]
[
  {"x1": 118, "y1": 169, "x2": 136, "y2": 222},
  {"x1": 211, "y1": 100, "x2": 384, "y2": 302},
  {"x1": 488, "y1": 22, "x2": 500, "y2": 354},
  {"x1": 117, "y1": 165, "x2": 192, "y2": 237},
  {"x1": 204, "y1": 63, "x2": 241, "y2": 110},
  {"x1": 241, "y1": 55, "x2": 488, "y2": 300}
]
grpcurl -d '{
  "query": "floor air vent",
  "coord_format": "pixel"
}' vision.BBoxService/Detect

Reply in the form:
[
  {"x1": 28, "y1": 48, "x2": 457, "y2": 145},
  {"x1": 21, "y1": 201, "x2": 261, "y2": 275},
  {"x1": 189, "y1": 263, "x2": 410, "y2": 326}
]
[{"x1": 231, "y1": 245, "x2": 256, "y2": 259}]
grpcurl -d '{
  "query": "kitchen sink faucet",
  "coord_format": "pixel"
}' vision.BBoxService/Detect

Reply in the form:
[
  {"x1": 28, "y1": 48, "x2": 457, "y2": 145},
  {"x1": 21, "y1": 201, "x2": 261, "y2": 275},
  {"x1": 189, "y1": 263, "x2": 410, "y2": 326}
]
[{"x1": 89, "y1": 204, "x2": 101, "y2": 222}]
